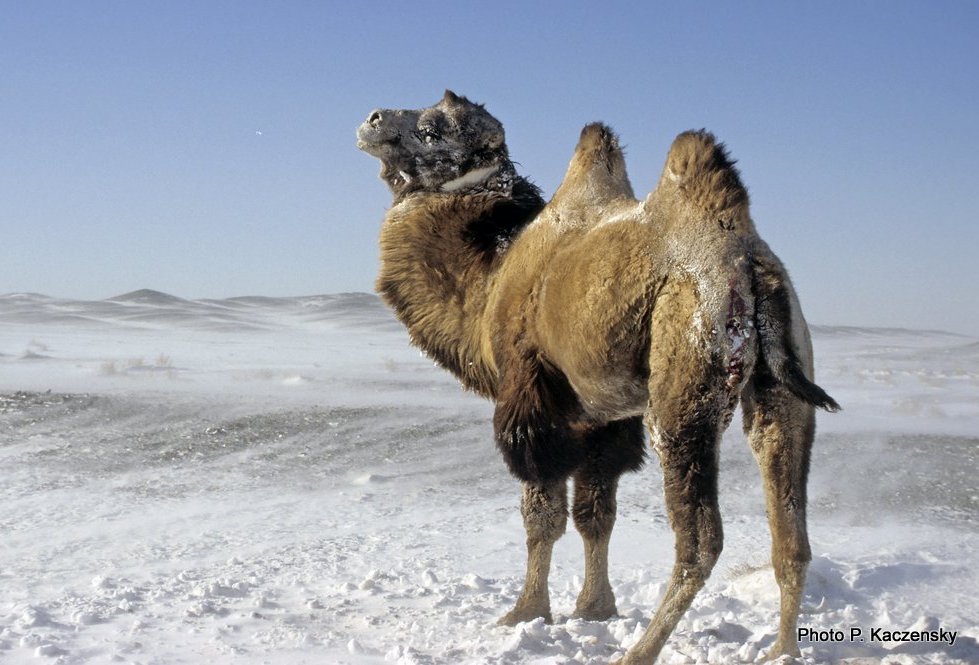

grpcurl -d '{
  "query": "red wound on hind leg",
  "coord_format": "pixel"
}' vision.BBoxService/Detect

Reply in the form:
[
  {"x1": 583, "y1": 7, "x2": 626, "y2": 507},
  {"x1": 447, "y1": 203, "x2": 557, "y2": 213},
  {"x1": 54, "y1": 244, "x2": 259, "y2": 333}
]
[{"x1": 725, "y1": 283, "x2": 750, "y2": 389}]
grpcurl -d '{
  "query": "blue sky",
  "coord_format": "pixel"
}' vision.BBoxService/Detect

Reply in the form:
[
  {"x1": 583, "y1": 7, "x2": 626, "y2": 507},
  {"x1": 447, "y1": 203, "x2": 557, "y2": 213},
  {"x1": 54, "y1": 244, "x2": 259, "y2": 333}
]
[{"x1": 2, "y1": 1, "x2": 977, "y2": 333}]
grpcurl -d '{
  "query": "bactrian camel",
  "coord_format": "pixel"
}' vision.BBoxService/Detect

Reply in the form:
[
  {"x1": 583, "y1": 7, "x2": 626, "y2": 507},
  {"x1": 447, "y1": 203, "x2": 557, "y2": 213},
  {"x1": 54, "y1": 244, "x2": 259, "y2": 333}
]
[{"x1": 356, "y1": 90, "x2": 839, "y2": 664}]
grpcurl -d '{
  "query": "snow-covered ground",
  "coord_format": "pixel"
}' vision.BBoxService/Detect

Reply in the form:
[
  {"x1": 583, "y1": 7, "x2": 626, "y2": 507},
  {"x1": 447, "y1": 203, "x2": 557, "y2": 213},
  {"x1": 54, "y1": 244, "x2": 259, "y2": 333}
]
[{"x1": 1, "y1": 290, "x2": 976, "y2": 665}]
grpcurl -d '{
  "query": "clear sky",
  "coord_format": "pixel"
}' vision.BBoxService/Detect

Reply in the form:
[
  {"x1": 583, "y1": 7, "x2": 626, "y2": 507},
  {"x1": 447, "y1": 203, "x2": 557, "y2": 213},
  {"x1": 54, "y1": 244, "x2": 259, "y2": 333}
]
[{"x1": 2, "y1": 1, "x2": 977, "y2": 334}]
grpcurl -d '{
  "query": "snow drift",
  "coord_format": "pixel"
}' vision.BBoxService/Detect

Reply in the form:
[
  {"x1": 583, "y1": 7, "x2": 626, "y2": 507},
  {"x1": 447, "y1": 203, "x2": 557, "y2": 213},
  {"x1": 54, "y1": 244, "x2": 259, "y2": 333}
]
[{"x1": 1, "y1": 291, "x2": 976, "y2": 664}]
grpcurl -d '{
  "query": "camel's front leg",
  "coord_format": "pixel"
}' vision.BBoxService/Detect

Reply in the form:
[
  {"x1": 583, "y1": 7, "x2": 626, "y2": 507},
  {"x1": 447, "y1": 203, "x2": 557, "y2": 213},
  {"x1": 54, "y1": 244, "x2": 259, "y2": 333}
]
[
  {"x1": 499, "y1": 479, "x2": 568, "y2": 625},
  {"x1": 572, "y1": 417, "x2": 646, "y2": 620},
  {"x1": 572, "y1": 472, "x2": 618, "y2": 620}
]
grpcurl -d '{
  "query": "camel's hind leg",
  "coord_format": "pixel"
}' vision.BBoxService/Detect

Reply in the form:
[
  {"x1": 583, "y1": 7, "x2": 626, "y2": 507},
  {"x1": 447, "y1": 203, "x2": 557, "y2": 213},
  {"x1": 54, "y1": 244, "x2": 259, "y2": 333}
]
[
  {"x1": 622, "y1": 279, "x2": 731, "y2": 664},
  {"x1": 572, "y1": 417, "x2": 646, "y2": 620},
  {"x1": 499, "y1": 479, "x2": 568, "y2": 625},
  {"x1": 742, "y1": 377, "x2": 815, "y2": 658},
  {"x1": 623, "y1": 418, "x2": 725, "y2": 663}
]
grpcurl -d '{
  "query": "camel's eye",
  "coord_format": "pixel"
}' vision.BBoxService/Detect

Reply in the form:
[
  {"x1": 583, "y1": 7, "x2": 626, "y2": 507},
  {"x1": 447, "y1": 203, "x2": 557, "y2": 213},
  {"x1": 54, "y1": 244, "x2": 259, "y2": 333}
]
[{"x1": 418, "y1": 127, "x2": 441, "y2": 144}]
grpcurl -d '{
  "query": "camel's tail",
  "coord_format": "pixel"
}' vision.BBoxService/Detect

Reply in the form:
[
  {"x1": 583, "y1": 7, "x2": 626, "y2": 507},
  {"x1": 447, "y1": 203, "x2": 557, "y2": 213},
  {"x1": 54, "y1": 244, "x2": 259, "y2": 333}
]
[{"x1": 751, "y1": 254, "x2": 841, "y2": 412}]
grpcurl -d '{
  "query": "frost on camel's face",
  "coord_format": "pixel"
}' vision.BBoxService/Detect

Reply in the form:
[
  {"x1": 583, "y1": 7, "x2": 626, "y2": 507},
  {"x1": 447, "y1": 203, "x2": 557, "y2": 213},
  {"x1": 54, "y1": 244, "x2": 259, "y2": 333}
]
[{"x1": 356, "y1": 90, "x2": 508, "y2": 198}]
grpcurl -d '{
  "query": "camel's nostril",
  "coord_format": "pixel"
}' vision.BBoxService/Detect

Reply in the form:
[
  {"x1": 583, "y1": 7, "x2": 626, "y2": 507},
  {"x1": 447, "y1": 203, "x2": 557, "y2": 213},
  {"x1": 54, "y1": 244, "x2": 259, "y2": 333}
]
[{"x1": 368, "y1": 110, "x2": 383, "y2": 127}]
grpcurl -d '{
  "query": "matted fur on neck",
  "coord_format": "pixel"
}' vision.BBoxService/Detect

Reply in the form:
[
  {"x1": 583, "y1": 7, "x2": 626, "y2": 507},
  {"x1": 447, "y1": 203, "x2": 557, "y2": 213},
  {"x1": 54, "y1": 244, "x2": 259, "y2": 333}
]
[{"x1": 376, "y1": 176, "x2": 544, "y2": 397}]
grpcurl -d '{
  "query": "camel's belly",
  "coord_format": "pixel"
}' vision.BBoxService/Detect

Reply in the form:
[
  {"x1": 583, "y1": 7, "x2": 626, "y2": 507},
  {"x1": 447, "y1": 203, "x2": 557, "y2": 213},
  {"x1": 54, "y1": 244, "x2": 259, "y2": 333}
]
[
  {"x1": 537, "y1": 277, "x2": 655, "y2": 422},
  {"x1": 571, "y1": 373, "x2": 649, "y2": 421}
]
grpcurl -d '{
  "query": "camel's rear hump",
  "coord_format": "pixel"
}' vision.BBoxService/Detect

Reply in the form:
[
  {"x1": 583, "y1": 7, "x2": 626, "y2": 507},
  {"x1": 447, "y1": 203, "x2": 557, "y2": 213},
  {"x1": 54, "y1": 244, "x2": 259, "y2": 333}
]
[{"x1": 661, "y1": 130, "x2": 750, "y2": 227}]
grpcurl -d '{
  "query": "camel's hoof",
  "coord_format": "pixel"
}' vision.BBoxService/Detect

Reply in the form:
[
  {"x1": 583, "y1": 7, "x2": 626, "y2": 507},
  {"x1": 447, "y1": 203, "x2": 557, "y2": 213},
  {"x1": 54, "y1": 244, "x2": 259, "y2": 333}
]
[
  {"x1": 573, "y1": 589, "x2": 618, "y2": 621},
  {"x1": 498, "y1": 605, "x2": 552, "y2": 626},
  {"x1": 765, "y1": 641, "x2": 802, "y2": 661},
  {"x1": 613, "y1": 652, "x2": 644, "y2": 665},
  {"x1": 572, "y1": 602, "x2": 618, "y2": 621}
]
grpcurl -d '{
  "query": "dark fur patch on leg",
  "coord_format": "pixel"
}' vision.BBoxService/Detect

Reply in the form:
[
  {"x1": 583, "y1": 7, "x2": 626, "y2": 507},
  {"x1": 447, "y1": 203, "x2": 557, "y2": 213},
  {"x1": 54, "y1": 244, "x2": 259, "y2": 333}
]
[
  {"x1": 494, "y1": 355, "x2": 584, "y2": 483},
  {"x1": 655, "y1": 414, "x2": 724, "y2": 572},
  {"x1": 571, "y1": 417, "x2": 646, "y2": 538},
  {"x1": 582, "y1": 417, "x2": 647, "y2": 477}
]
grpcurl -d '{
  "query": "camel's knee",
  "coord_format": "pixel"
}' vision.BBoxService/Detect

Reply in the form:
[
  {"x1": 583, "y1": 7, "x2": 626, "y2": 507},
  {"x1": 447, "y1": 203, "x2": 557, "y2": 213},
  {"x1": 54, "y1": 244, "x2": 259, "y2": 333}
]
[
  {"x1": 693, "y1": 510, "x2": 724, "y2": 577},
  {"x1": 526, "y1": 507, "x2": 567, "y2": 542},
  {"x1": 571, "y1": 479, "x2": 616, "y2": 540},
  {"x1": 521, "y1": 482, "x2": 568, "y2": 542},
  {"x1": 773, "y1": 542, "x2": 811, "y2": 582},
  {"x1": 776, "y1": 528, "x2": 812, "y2": 564},
  {"x1": 700, "y1": 528, "x2": 723, "y2": 576},
  {"x1": 773, "y1": 556, "x2": 808, "y2": 585},
  {"x1": 676, "y1": 538, "x2": 722, "y2": 592},
  {"x1": 767, "y1": 494, "x2": 812, "y2": 568},
  {"x1": 674, "y1": 506, "x2": 723, "y2": 583}
]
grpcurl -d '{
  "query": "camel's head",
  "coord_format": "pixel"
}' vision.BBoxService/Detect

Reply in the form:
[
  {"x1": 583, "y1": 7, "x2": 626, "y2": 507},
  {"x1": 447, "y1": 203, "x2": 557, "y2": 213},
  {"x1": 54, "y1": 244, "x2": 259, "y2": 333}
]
[{"x1": 357, "y1": 90, "x2": 513, "y2": 199}]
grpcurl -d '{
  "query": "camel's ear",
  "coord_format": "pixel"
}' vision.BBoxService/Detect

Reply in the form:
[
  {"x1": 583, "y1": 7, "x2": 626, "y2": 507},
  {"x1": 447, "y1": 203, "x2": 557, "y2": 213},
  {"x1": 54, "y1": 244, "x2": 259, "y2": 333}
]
[
  {"x1": 485, "y1": 129, "x2": 504, "y2": 150},
  {"x1": 443, "y1": 89, "x2": 462, "y2": 104}
]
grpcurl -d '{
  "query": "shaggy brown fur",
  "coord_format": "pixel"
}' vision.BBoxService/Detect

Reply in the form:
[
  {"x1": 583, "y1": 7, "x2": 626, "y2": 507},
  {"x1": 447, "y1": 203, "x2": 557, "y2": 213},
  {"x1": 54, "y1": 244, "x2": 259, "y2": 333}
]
[{"x1": 357, "y1": 91, "x2": 838, "y2": 664}]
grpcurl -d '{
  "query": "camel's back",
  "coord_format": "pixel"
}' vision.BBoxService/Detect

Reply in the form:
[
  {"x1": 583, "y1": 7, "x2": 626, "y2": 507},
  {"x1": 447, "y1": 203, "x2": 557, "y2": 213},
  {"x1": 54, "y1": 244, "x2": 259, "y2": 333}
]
[
  {"x1": 529, "y1": 130, "x2": 763, "y2": 419},
  {"x1": 489, "y1": 129, "x2": 768, "y2": 420}
]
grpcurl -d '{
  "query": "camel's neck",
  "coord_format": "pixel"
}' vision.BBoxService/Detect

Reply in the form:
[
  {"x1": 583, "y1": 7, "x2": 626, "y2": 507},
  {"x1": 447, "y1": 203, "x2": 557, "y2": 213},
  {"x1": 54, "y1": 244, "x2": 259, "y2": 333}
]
[{"x1": 376, "y1": 177, "x2": 544, "y2": 398}]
